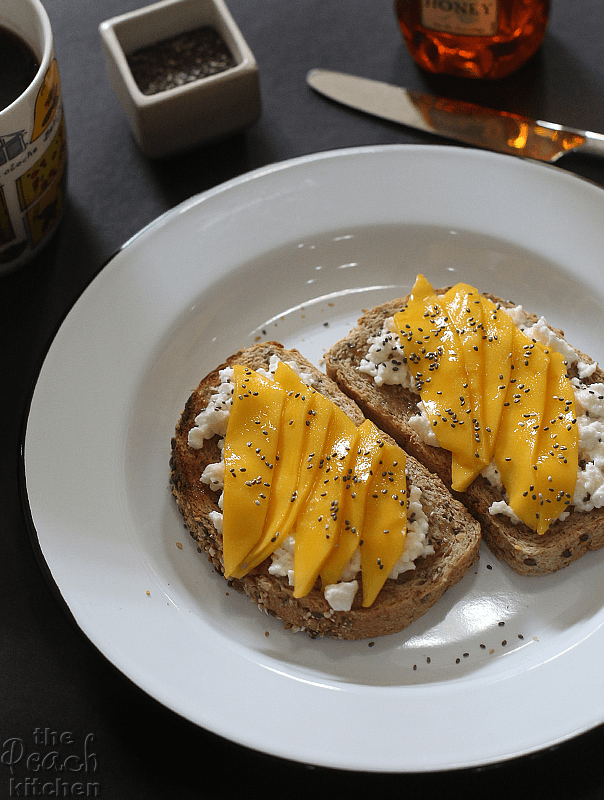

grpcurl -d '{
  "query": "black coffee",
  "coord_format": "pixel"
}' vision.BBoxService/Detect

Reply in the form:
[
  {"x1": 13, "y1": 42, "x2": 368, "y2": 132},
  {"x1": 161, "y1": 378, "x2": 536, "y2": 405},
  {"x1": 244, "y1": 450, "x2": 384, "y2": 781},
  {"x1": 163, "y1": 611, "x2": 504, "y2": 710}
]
[{"x1": 0, "y1": 27, "x2": 40, "y2": 111}]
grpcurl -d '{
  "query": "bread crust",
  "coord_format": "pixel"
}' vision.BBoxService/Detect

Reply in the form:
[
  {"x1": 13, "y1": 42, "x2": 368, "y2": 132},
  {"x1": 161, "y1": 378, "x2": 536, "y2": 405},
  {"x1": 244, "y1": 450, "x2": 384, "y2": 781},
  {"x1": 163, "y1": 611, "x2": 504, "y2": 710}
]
[
  {"x1": 324, "y1": 293, "x2": 604, "y2": 576},
  {"x1": 170, "y1": 342, "x2": 481, "y2": 639}
]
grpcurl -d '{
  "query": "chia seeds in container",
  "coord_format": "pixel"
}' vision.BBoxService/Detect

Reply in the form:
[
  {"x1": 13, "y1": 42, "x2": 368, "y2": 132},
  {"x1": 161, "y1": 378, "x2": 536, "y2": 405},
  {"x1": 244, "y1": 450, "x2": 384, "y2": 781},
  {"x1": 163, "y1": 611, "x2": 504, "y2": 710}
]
[{"x1": 127, "y1": 26, "x2": 237, "y2": 95}]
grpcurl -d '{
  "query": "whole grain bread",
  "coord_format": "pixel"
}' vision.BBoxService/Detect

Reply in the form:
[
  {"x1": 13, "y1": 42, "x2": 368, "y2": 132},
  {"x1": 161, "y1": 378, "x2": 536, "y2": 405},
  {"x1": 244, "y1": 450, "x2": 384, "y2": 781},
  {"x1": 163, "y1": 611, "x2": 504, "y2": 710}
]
[
  {"x1": 170, "y1": 342, "x2": 481, "y2": 640},
  {"x1": 324, "y1": 293, "x2": 604, "y2": 576}
]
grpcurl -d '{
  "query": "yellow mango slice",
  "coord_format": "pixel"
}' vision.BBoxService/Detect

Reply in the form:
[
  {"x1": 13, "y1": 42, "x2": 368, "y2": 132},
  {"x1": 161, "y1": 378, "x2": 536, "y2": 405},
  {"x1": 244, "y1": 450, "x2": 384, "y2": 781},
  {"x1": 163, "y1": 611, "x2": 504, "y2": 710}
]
[
  {"x1": 397, "y1": 274, "x2": 579, "y2": 535},
  {"x1": 222, "y1": 366, "x2": 285, "y2": 578},
  {"x1": 443, "y1": 282, "x2": 488, "y2": 463},
  {"x1": 229, "y1": 362, "x2": 332, "y2": 577},
  {"x1": 359, "y1": 439, "x2": 408, "y2": 607},
  {"x1": 293, "y1": 406, "x2": 359, "y2": 598},
  {"x1": 443, "y1": 285, "x2": 517, "y2": 463},
  {"x1": 320, "y1": 419, "x2": 389, "y2": 587},
  {"x1": 394, "y1": 276, "x2": 487, "y2": 490},
  {"x1": 480, "y1": 299, "x2": 514, "y2": 456},
  {"x1": 493, "y1": 326, "x2": 548, "y2": 509},
  {"x1": 495, "y1": 340, "x2": 577, "y2": 534},
  {"x1": 534, "y1": 349, "x2": 578, "y2": 530}
]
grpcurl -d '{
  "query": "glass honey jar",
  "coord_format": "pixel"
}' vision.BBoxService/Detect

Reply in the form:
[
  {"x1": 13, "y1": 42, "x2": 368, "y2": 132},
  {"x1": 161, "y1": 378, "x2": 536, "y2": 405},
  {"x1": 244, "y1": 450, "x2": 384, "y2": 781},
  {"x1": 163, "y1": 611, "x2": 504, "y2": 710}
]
[{"x1": 395, "y1": 0, "x2": 550, "y2": 79}]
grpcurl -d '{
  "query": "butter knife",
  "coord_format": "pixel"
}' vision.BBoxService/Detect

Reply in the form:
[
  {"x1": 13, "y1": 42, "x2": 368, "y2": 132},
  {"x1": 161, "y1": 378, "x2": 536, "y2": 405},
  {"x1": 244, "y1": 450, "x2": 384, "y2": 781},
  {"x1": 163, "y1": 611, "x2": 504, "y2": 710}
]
[{"x1": 307, "y1": 68, "x2": 604, "y2": 163}]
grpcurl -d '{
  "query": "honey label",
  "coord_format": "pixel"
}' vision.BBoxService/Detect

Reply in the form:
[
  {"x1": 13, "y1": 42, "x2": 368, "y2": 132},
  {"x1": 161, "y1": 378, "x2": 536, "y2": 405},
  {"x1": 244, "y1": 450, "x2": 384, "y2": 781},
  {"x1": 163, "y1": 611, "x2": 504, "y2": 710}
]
[{"x1": 421, "y1": 0, "x2": 499, "y2": 36}]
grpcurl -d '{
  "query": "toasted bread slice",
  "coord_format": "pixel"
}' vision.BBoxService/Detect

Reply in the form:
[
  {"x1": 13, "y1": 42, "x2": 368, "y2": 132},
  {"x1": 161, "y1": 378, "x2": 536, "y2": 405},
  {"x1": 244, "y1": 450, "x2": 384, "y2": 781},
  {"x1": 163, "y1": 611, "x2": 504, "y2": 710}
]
[
  {"x1": 324, "y1": 293, "x2": 604, "y2": 576},
  {"x1": 170, "y1": 342, "x2": 481, "y2": 639}
]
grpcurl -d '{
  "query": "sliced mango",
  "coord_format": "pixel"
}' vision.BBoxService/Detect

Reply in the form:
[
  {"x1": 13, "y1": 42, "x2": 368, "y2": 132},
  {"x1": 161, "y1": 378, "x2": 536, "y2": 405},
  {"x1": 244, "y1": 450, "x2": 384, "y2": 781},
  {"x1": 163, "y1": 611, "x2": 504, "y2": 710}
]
[
  {"x1": 493, "y1": 326, "x2": 548, "y2": 525},
  {"x1": 443, "y1": 282, "x2": 487, "y2": 463},
  {"x1": 495, "y1": 339, "x2": 577, "y2": 534},
  {"x1": 229, "y1": 362, "x2": 332, "y2": 578},
  {"x1": 293, "y1": 405, "x2": 359, "y2": 598},
  {"x1": 272, "y1": 363, "x2": 334, "y2": 528},
  {"x1": 535, "y1": 349, "x2": 578, "y2": 529},
  {"x1": 394, "y1": 277, "x2": 487, "y2": 490},
  {"x1": 395, "y1": 274, "x2": 579, "y2": 534},
  {"x1": 480, "y1": 299, "x2": 515, "y2": 456},
  {"x1": 222, "y1": 366, "x2": 285, "y2": 578},
  {"x1": 320, "y1": 419, "x2": 388, "y2": 587},
  {"x1": 359, "y1": 439, "x2": 408, "y2": 607},
  {"x1": 217, "y1": 358, "x2": 413, "y2": 605}
]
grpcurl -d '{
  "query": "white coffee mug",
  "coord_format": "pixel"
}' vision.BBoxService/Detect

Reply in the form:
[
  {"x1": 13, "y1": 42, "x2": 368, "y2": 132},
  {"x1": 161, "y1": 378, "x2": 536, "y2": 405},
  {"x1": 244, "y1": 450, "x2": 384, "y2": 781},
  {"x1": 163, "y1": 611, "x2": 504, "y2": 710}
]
[{"x1": 0, "y1": 0, "x2": 67, "y2": 272}]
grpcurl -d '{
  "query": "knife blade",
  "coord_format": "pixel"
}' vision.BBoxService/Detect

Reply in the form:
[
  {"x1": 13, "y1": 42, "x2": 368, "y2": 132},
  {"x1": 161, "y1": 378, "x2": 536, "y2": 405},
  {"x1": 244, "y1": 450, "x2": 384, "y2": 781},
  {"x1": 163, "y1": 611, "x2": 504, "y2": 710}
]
[{"x1": 307, "y1": 68, "x2": 604, "y2": 163}]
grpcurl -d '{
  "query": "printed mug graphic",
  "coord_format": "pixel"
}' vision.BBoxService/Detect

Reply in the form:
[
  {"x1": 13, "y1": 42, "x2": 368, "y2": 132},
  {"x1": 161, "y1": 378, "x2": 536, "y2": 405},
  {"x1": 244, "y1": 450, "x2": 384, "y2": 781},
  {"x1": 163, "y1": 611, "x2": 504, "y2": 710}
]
[
  {"x1": 31, "y1": 59, "x2": 61, "y2": 143},
  {"x1": 0, "y1": 131, "x2": 28, "y2": 166},
  {"x1": 0, "y1": 42, "x2": 64, "y2": 266},
  {"x1": 17, "y1": 117, "x2": 66, "y2": 209},
  {"x1": 18, "y1": 118, "x2": 67, "y2": 247},
  {"x1": 26, "y1": 158, "x2": 66, "y2": 246}
]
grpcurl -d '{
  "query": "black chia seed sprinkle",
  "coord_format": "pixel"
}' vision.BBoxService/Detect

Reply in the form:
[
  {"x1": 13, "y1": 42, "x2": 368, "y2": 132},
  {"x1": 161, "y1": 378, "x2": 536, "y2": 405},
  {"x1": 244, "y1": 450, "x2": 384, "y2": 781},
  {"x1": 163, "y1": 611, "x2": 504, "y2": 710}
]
[{"x1": 127, "y1": 27, "x2": 237, "y2": 95}]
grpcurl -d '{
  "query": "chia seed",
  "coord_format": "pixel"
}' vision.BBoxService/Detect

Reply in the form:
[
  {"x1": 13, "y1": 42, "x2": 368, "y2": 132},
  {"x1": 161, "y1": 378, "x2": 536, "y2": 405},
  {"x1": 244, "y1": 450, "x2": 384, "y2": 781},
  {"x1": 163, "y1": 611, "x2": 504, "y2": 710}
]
[{"x1": 127, "y1": 26, "x2": 237, "y2": 95}]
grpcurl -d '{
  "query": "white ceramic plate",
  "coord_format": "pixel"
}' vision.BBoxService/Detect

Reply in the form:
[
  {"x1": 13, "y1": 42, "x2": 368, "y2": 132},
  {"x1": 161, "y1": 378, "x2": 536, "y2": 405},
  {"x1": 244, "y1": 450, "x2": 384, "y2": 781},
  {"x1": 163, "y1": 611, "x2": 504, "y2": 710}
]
[{"x1": 23, "y1": 145, "x2": 604, "y2": 772}]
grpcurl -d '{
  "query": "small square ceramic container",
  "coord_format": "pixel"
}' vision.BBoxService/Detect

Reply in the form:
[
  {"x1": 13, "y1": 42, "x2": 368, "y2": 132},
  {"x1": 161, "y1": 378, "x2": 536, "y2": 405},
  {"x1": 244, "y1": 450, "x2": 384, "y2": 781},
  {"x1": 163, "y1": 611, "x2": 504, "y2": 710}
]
[{"x1": 99, "y1": 0, "x2": 261, "y2": 158}]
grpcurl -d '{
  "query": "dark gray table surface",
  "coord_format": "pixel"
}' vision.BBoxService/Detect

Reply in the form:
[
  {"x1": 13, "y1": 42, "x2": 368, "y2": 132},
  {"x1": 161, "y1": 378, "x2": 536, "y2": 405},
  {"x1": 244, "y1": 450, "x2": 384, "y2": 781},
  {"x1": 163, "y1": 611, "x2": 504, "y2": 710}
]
[{"x1": 4, "y1": 1, "x2": 604, "y2": 797}]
